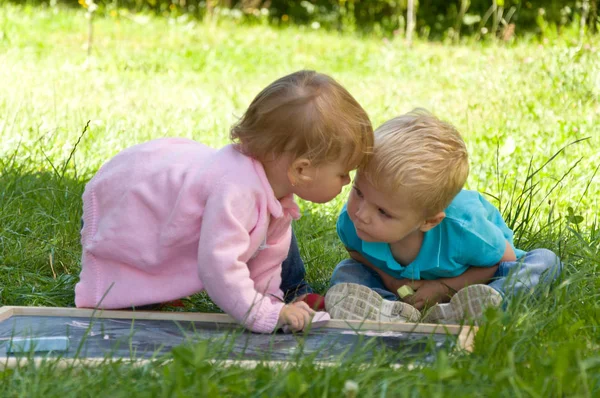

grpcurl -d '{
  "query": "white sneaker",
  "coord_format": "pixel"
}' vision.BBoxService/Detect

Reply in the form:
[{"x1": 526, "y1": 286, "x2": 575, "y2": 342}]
[
  {"x1": 325, "y1": 283, "x2": 421, "y2": 323},
  {"x1": 421, "y1": 284, "x2": 502, "y2": 325}
]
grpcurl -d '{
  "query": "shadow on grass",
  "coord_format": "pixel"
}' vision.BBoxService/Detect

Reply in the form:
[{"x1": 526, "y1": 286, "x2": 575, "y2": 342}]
[{"x1": 0, "y1": 159, "x2": 85, "y2": 307}]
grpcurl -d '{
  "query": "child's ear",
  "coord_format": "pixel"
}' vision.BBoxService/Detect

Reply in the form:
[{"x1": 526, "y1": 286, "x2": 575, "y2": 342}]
[
  {"x1": 420, "y1": 212, "x2": 445, "y2": 232},
  {"x1": 288, "y1": 158, "x2": 314, "y2": 186}
]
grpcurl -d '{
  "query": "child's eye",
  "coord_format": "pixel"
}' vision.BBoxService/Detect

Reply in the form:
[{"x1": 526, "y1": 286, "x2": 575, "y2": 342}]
[
  {"x1": 378, "y1": 208, "x2": 391, "y2": 218},
  {"x1": 352, "y1": 186, "x2": 363, "y2": 197}
]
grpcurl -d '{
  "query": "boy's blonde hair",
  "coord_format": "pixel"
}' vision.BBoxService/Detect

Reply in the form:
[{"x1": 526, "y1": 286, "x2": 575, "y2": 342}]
[
  {"x1": 231, "y1": 70, "x2": 373, "y2": 168},
  {"x1": 363, "y1": 109, "x2": 469, "y2": 216}
]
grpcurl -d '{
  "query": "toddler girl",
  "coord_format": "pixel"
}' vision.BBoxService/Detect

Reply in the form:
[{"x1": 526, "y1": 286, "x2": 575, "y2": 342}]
[{"x1": 75, "y1": 70, "x2": 373, "y2": 333}]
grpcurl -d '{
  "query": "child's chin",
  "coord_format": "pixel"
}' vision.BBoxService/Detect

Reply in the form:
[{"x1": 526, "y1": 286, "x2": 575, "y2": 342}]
[{"x1": 356, "y1": 229, "x2": 376, "y2": 241}]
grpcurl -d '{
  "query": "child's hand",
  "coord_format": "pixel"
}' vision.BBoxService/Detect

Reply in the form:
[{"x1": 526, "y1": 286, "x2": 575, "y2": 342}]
[
  {"x1": 278, "y1": 301, "x2": 315, "y2": 331},
  {"x1": 292, "y1": 293, "x2": 326, "y2": 311},
  {"x1": 380, "y1": 275, "x2": 413, "y2": 296},
  {"x1": 402, "y1": 280, "x2": 451, "y2": 310},
  {"x1": 291, "y1": 294, "x2": 308, "y2": 303}
]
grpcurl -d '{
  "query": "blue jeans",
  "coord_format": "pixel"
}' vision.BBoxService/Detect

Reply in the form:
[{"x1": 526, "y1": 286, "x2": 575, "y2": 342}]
[
  {"x1": 329, "y1": 249, "x2": 563, "y2": 302},
  {"x1": 281, "y1": 231, "x2": 313, "y2": 303}
]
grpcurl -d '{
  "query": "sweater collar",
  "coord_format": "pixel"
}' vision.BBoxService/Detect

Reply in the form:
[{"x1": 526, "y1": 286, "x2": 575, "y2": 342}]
[{"x1": 251, "y1": 157, "x2": 300, "y2": 220}]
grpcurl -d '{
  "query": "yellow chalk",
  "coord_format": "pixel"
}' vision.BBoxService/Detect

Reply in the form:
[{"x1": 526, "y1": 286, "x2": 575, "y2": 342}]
[{"x1": 397, "y1": 285, "x2": 415, "y2": 298}]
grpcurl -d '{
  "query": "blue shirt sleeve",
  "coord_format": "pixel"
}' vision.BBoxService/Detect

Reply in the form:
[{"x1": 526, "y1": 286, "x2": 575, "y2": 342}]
[
  {"x1": 447, "y1": 217, "x2": 507, "y2": 267},
  {"x1": 444, "y1": 193, "x2": 509, "y2": 267},
  {"x1": 478, "y1": 194, "x2": 516, "y2": 244}
]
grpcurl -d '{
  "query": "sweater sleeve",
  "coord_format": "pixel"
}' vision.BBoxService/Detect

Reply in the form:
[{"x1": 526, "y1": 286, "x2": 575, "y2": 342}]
[
  {"x1": 246, "y1": 223, "x2": 290, "y2": 303},
  {"x1": 196, "y1": 188, "x2": 285, "y2": 333},
  {"x1": 246, "y1": 194, "x2": 297, "y2": 304}
]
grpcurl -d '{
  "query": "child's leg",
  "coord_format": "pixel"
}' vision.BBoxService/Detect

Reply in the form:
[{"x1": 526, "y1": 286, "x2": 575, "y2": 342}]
[
  {"x1": 422, "y1": 249, "x2": 562, "y2": 325},
  {"x1": 280, "y1": 231, "x2": 313, "y2": 303},
  {"x1": 330, "y1": 258, "x2": 397, "y2": 300},
  {"x1": 488, "y1": 248, "x2": 563, "y2": 298},
  {"x1": 82, "y1": 219, "x2": 180, "y2": 311}
]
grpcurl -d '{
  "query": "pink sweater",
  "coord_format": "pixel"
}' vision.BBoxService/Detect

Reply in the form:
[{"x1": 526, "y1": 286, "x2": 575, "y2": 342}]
[{"x1": 75, "y1": 138, "x2": 300, "y2": 333}]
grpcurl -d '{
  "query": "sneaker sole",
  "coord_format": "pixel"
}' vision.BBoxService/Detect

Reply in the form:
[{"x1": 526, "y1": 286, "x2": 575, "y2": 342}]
[
  {"x1": 325, "y1": 283, "x2": 420, "y2": 323},
  {"x1": 422, "y1": 284, "x2": 502, "y2": 324}
]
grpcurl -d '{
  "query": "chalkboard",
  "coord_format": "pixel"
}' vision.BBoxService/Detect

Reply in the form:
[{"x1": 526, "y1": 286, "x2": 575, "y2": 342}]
[{"x1": 0, "y1": 307, "x2": 476, "y2": 366}]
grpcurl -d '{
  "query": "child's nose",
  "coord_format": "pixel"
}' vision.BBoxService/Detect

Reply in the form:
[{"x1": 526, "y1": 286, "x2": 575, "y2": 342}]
[
  {"x1": 355, "y1": 204, "x2": 370, "y2": 224},
  {"x1": 342, "y1": 175, "x2": 351, "y2": 186}
]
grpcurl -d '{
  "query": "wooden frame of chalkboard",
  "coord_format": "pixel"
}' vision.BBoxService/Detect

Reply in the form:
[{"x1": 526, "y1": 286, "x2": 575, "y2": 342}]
[{"x1": 0, "y1": 306, "x2": 478, "y2": 368}]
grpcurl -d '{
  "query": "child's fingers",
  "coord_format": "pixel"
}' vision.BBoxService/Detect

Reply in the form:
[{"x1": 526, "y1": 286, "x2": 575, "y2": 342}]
[
  {"x1": 301, "y1": 308, "x2": 312, "y2": 329},
  {"x1": 404, "y1": 292, "x2": 425, "y2": 310},
  {"x1": 280, "y1": 305, "x2": 300, "y2": 330},
  {"x1": 403, "y1": 294, "x2": 417, "y2": 305},
  {"x1": 410, "y1": 280, "x2": 425, "y2": 290},
  {"x1": 291, "y1": 307, "x2": 313, "y2": 331},
  {"x1": 282, "y1": 303, "x2": 318, "y2": 331},
  {"x1": 295, "y1": 309, "x2": 310, "y2": 330},
  {"x1": 412, "y1": 298, "x2": 425, "y2": 310},
  {"x1": 288, "y1": 313, "x2": 301, "y2": 330},
  {"x1": 294, "y1": 301, "x2": 315, "y2": 314}
]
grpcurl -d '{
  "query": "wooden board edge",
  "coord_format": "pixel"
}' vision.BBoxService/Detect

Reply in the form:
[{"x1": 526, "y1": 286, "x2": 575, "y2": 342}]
[
  {"x1": 3, "y1": 307, "x2": 469, "y2": 336},
  {"x1": 457, "y1": 325, "x2": 478, "y2": 352},
  {"x1": 321, "y1": 319, "x2": 466, "y2": 334},
  {"x1": 7, "y1": 306, "x2": 237, "y2": 323},
  {"x1": 0, "y1": 307, "x2": 15, "y2": 323}
]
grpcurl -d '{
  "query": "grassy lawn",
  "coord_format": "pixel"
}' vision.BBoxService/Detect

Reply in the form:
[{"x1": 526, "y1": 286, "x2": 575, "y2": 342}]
[{"x1": 1, "y1": 3, "x2": 600, "y2": 396}]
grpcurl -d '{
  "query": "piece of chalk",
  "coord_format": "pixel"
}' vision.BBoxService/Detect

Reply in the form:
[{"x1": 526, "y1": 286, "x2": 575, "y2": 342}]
[
  {"x1": 6, "y1": 336, "x2": 69, "y2": 353},
  {"x1": 397, "y1": 285, "x2": 415, "y2": 298}
]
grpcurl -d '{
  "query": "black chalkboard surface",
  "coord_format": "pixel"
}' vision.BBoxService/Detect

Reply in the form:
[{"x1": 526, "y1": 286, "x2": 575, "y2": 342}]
[{"x1": 0, "y1": 307, "x2": 476, "y2": 366}]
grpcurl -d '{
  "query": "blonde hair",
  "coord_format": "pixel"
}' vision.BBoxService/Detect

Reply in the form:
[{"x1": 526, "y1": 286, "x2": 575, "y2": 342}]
[
  {"x1": 231, "y1": 70, "x2": 373, "y2": 169},
  {"x1": 363, "y1": 109, "x2": 469, "y2": 216}
]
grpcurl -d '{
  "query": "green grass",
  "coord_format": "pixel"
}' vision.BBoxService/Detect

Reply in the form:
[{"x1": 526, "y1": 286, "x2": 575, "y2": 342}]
[{"x1": 1, "y1": 3, "x2": 600, "y2": 396}]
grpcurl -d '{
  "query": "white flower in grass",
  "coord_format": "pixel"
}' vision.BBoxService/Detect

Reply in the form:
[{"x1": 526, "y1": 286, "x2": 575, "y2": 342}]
[
  {"x1": 342, "y1": 380, "x2": 359, "y2": 398},
  {"x1": 88, "y1": 2, "x2": 98, "y2": 13}
]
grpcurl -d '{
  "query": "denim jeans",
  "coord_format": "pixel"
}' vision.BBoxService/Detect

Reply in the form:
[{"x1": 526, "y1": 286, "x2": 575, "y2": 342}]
[
  {"x1": 329, "y1": 249, "x2": 563, "y2": 302},
  {"x1": 280, "y1": 231, "x2": 313, "y2": 303}
]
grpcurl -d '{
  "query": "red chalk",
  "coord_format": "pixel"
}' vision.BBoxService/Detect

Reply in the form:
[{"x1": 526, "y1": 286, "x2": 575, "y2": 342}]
[{"x1": 303, "y1": 293, "x2": 326, "y2": 311}]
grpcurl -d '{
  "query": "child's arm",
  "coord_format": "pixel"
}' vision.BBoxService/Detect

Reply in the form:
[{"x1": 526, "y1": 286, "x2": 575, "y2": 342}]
[
  {"x1": 404, "y1": 265, "x2": 499, "y2": 309},
  {"x1": 348, "y1": 243, "x2": 512, "y2": 310},
  {"x1": 499, "y1": 240, "x2": 517, "y2": 262},
  {"x1": 415, "y1": 240, "x2": 514, "y2": 297},
  {"x1": 347, "y1": 249, "x2": 449, "y2": 309},
  {"x1": 403, "y1": 241, "x2": 515, "y2": 308},
  {"x1": 197, "y1": 189, "x2": 311, "y2": 333}
]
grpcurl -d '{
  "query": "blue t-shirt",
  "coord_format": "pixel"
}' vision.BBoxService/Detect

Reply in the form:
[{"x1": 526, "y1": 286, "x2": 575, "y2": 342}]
[{"x1": 337, "y1": 190, "x2": 526, "y2": 280}]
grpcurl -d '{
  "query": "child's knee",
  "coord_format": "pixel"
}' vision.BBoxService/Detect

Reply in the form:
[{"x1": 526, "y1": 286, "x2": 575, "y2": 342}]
[
  {"x1": 537, "y1": 248, "x2": 561, "y2": 269},
  {"x1": 330, "y1": 258, "x2": 367, "y2": 285},
  {"x1": 531, "y1": 248, "x2": 563, "y2": 281}
]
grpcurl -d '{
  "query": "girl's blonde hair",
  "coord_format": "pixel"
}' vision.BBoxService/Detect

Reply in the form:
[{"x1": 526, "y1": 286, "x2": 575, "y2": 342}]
[
  {"x1": 363, "y1": 109, "x2": 469, "y2": 216},
  {"x1": 231, "y1": 70, "x2": 373, "y2": 169}
]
